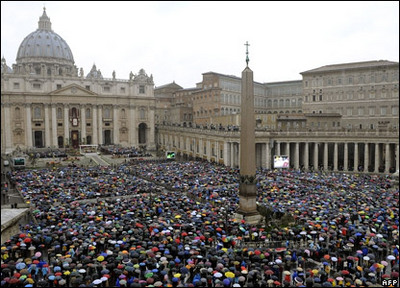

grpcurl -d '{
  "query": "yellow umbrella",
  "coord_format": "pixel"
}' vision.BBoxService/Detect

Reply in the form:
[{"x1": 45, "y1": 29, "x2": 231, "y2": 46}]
[
  {"x1": 97, "y1": 256, "x2": 105, "y2": 261},
  {"x1": 225, "y1": 271, "x2": 235, "y2": 278},
  {"x1": 175, "y1": 215, "x2": 181, "y2": 219}
]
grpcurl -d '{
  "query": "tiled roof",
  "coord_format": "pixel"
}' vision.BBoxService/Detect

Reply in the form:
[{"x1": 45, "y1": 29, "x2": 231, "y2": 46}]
[{"x1": 300, "y1": 60, "x2": 398, "y2": 74}]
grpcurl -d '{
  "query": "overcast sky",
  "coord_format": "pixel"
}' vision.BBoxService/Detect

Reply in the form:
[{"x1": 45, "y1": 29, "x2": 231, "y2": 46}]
[{"x1": 1, "y1": 1, "x2": 399, "y2": 88}]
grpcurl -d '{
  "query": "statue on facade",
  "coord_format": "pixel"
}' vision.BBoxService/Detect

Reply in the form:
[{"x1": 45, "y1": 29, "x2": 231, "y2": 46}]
[
  {"x1": 112, "y1": 70, "x2": 116, "y2": 80},
  {"x1": 79, "y1": 67, "x2": 84, "y2": 78},
  {"x1": 129, "y1": 71, "x2": 134, "y2": 80}
]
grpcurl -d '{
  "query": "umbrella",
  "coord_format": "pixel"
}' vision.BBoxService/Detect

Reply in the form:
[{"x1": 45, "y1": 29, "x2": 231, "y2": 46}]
[
  {"x1": 214, "y1": 272, "x2": 223, "y2": 278},
  {"x1": 16, "y1": 263, "x2": 26, "y2": 270},
  {"x1": 387, "y1": 255, "x2": 395, "y2": 260},
  {"x1": 381, "y1": 260, "x2": 388, "y2": 267}
]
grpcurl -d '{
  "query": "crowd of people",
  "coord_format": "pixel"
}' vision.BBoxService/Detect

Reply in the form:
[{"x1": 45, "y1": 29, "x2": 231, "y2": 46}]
[{"x1": 1, "y1": 160, "x2": 399, "y2": 287}]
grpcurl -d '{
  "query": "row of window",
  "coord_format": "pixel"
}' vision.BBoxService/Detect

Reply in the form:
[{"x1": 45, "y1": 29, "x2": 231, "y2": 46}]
[
  {"x1": 305, "y1": 72, "x2": 399, "y2": 87},
  {"x1": 12, "y1": 106, "x2": 148, "y2": 120},
  {"x1": 13, "y1": 82, "x2": 146, "y2": 94},
  {"x1": 305, "y1": 89, "x2": 397, "y2": 102}
]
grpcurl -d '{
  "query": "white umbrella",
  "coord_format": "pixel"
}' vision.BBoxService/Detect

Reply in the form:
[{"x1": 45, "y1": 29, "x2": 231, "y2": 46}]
[{"x1": 387, "y1": 255, "x2": 395, "y2": 260}]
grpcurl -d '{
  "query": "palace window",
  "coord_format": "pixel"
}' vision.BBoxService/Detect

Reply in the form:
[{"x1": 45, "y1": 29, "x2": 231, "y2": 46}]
[{"x1": 34, "y1": 107, "x2": 42, "y2": 118}]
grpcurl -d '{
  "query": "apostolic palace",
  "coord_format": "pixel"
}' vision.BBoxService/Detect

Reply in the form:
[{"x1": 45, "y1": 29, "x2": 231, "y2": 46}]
[{"x1": 1, "y1": 8, "x2": 399, "y2": 174}]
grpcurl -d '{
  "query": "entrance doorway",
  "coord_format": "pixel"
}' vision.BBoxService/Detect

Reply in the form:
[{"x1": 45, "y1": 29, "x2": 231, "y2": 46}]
[
  {"x1": 104, "y1": 130, "x2": 112, "y2": 145},
  {"x1": 34, "y1": 131, "x2": 44, "y2": 148},
  {"x1": 71, "y1": 131, "x2": 79, "y2": 148},
  {"x1": 139, "y1": 123, "x2": 147, "y2": 144}
]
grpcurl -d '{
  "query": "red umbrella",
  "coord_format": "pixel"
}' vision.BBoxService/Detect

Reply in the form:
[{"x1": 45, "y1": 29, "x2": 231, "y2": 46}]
[
  {"x1": 19, "y1": 233, "x2": 26, "y2": 238},
  {"x1": 9, "y1": 278, "x2": 20, "y2": 285},
  {"x1": 341, "y1": 270, "x2": 350, "y2": 275},
  {"x1": 265, "y1": 270, "x2": 274, "y2": 275},
  {"x1": 23, "y1": 238, "x2": 32, "y2": 243}
]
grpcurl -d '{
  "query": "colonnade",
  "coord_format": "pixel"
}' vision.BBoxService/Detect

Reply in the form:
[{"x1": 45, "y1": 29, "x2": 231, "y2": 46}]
[
  {"x1": 224, "y1": 140, "x2": 399, "y2": 174},
  {"x1": 159, "y1": 128, "x2": 399, "y2": 174}
]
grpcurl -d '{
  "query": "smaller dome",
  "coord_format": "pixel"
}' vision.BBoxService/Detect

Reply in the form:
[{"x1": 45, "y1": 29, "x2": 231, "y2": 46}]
[
  {"x1": 1, "y1": 57, "x2": 13, "y2": 74},
  {"x1": 86, "y1": 64, "x2": 103, "y2": 79}
]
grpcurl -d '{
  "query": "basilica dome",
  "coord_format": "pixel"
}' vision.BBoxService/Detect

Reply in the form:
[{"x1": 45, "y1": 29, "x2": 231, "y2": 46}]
[{"x1": 14, "y1": 8, "x2": 77, "y2": 76}]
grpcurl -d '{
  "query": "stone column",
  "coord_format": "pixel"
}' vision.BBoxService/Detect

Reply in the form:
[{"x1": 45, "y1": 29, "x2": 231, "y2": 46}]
[
  {"x1": 276, "y1": 141, "x2": 281, "y2": 156},
  {"x1": 344, "y1": 142, "x2": 348, "y2": 172},
  {"x1": 304, "y1": 142, "x2": 309, "y2": 171},
  {"x1": 266, "y1": 142, "x2": 271, "y2": 170},
  {"x1": 207, "y1": 140, "x2": 211, "y2": 161},
  {"x1": 324, "y1": 142, "x2": 328, "y2": 171},
  {"x1": 333, "y1": 142, "x2": 338, "y2": 171},
  {"x1": 64, "y1": 105, "x2": 69, "y2": 145},
  {"x1": 3, "y1": 104, "x2": 12, "y2": 151},
  {"x1": 354, "y1": 143, "x2": 359, "y2": 171},
  {"x1": 51, "y1": 104, "x2": 57, "y2": 147},
  {"x1": 285, "y1": 142, "x2": 290, "y2": 157},
  {"x1": 129, "y1": 105, "x2": 137, "y2": 146},
  {"x1": 396, "y1": 144, "x2": 399, "y2": 173},
  {"x1": 215, "y1": 140, "x2": 220, "y2": 163},
  {"x1": 294, "y1": 142, "x2": 299, "y2": 170},
  {"x1": 261, "y1": 143, "x2": 266, "y2": 168},
  {"x1": 92, "y1": 105, "x2": 98, "y2": 145},
  {"x1": 364, "y1": 143, "x2": 369, "y2": 173},
  {"x1": 314, "y1": 143, "x2": 319, "y2": 170},
  {"x1": 97, "y1": 105, "x2": 103, "y2": 145},
  {"x1": 148, "y1": 107, "x2": 156, "y2": 149},
  {"x1": 224, "y1": 141, "x2": 231, "y2": 167},
  {"x1": 385, "y1": 143, "x2": 390, "y2": 174},
  {"x1": 375, "y1": 143, "x2": 380, "y2": 173},
  {"x1": 25, "y1": 104, "x2": 33, "y2": 148},
  {"x1": 230, "y1": 143, "x2": 235, "y2": 168},
  {"x1": 44, "y1": 104, "x2": 50, "y2": 147},
  {"x1": 113, "y1": 105, "x2": 119, "y2": 144},
  {"x1": 81, "y1": 105, "x2": 86, "y2": 144}
]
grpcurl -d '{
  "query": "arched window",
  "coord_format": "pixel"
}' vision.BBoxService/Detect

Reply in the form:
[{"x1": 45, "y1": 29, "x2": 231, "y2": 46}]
[
  {"x1": 34, "y1": 107, "x2": 41, "y2": 119},
  {"x1": 71, "y1": 107, "x2": 78, "y2": 118},
  {"x1": 121, "y1": 109, "x2": 126, "y2": 119},
  {"x1": 104, "y1": 107, "x2": 111, "y2": 119},
  {"x1": 86, "y1": 108, "x2": 91, "y2": 119},
  {"x1": 15, "y1": 107, "x2": 21, "y2": 119},
  {"x1": 57, "y1": 108, "x2": 62, "y2": 119},
  {"x1": 139, "y1": 108, "x2": 146, "y2": 120}
]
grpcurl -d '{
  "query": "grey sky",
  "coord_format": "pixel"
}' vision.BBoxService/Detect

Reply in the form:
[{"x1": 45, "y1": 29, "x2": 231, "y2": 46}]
[{"x1": 1, "y1": 1, "x2": 399, "y2": 88}]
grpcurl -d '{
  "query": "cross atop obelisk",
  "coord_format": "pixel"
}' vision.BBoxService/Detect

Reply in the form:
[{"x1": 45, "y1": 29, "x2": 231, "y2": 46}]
[{"x1": 244, "y1": 41, "x2": 250, "y2": 67}]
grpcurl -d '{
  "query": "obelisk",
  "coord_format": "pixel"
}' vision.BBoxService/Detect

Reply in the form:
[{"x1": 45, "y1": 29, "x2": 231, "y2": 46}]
[{"x1": 238, "y1": 42, "x2": 259, "y2": 220}]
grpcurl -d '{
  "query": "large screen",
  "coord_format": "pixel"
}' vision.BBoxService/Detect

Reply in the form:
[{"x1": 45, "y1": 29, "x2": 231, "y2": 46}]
[
  {"x1": 13, "y1": 157, "x2": 26, "y2": 167},
  {"x1": 274, "y1": 155, "x2": 289, "y2": 168},
  {"x1": 166, "y1": 151, "x2": 175, "y2": 159}
]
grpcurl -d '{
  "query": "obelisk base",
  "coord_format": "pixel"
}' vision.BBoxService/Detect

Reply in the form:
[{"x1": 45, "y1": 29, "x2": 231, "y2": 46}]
[{"x1": 237, "y1": 182, "x2": 261, "y2": 224}]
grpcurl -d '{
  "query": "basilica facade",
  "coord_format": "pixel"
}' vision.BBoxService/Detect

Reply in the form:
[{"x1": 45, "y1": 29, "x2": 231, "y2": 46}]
[{"x1": 1, "y1": 8, "x2": 156, "y2": 154}]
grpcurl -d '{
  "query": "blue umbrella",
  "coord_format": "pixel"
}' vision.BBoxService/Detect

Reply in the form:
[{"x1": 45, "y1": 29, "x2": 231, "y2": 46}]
[{"x1": 16, "y1": 262, "x2": 26, "y2": 270}]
